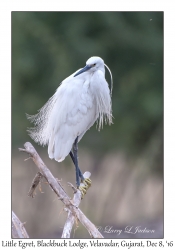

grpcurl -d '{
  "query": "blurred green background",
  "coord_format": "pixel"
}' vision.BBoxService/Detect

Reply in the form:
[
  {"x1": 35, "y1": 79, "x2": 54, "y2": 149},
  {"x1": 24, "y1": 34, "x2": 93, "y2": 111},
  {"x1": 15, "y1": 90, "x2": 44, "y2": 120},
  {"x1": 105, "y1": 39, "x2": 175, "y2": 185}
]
[{"x1": 12, "y1": 12, "x2": 163, "y2": 238}]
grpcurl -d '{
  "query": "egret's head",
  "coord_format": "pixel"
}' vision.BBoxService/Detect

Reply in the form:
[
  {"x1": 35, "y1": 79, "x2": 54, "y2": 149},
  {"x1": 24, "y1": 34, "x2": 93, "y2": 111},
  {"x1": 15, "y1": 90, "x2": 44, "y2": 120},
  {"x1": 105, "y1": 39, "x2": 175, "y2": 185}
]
[
  {"x1": 74, "y1": 56, "x2": 113, "y2": 96},
  {"x1": 86, "y1": 56, "x2": 104, "y2": 70},
  {"x1": 74, "y1": 56, "x2": 104, "y2": 77}
]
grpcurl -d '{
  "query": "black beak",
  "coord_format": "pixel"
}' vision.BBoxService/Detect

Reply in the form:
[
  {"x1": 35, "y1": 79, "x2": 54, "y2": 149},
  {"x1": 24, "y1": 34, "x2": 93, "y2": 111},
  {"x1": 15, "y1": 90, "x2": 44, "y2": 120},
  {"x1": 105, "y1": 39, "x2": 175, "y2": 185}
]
[{"x1": 74, "y1": 65, "x2": 91, "y2": 77}]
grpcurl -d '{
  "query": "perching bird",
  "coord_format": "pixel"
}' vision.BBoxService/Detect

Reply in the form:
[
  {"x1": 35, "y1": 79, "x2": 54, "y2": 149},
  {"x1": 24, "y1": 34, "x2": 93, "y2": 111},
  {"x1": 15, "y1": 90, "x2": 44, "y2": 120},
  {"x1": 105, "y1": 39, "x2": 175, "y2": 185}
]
[{"x1": 27, "y1": 56, "x2": 113, "y2": 195}]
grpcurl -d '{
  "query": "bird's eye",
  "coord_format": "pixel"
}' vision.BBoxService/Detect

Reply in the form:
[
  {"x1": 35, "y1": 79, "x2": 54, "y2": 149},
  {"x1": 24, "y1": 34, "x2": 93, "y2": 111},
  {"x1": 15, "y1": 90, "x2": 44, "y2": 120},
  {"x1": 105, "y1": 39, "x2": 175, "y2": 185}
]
[{"x1": 93, "y1": 63, "x2": 96, "y2": 66}]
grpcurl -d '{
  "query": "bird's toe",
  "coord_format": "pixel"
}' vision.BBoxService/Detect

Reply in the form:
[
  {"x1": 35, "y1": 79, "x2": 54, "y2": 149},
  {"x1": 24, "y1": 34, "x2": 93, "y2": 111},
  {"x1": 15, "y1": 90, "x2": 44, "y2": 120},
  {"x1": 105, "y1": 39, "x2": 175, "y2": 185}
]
[
  {"x1": 78, "y1": 186, "x2": 87, "y2": 199},
  {"x1": 83, "y1": 178, "x2": 92, "y2": 188}
]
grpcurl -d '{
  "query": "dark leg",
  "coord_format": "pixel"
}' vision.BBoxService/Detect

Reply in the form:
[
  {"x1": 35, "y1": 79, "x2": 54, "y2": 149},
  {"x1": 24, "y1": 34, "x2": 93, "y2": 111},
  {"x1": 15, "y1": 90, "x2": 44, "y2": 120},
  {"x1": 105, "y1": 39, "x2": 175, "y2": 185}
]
[
  {"x1": 72, "y1": 137, "x2": 82, "y2": 187},
  {"x1": 69, "y1": 151, "x2": 84, "y2": 181},
  {"x1": 70, "y1": 136, "x2": 92, "y2": 198}
]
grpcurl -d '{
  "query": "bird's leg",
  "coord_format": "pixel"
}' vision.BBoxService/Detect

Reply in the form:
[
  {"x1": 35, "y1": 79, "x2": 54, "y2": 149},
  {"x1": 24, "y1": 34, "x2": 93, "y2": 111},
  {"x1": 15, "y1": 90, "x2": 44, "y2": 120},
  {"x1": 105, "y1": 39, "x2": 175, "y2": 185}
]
[
  {"x1": 69, "y1": 150, "x2": 88, "y2": 197},
  {"x1": 72, "y1": 137, "x2": 92, "y2": 197},
  {"x1": 73, "y1": 136, "x2": 82, "y2": 188},
  {"x1": 69, "y1": 151, "x2": 84, "y2": 181}
]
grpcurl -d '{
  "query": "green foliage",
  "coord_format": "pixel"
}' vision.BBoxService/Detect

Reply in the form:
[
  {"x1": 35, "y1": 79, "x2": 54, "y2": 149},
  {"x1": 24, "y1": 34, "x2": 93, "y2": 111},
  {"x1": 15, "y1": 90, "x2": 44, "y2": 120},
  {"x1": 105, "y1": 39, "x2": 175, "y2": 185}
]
[{"x1": 12, "y1": 12, "x2": 163, "y2": 165}]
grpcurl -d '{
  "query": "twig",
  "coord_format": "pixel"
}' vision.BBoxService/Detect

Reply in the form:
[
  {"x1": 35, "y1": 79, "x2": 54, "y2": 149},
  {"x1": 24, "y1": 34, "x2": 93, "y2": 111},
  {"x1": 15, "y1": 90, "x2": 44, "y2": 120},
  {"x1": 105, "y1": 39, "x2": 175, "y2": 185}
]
[
  {"x1": 28, "y1": 172, "x2": 43, "y2": 197},
  {"x1": 62, "y1": 172, "x2": 91, "y2": 238},
  {"x1": 19, "y1": 142, "x2": 103, "y2": 238},
  {"x1": 12, "y1": 211, "x2": 29, "y2": 238}
]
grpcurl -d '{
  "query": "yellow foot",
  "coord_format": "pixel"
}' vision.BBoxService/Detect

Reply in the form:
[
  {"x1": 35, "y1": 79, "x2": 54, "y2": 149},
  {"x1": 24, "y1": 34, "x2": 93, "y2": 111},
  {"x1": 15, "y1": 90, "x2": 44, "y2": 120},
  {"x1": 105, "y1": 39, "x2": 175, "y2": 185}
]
[
  {"x1": 78, "y1": 178, "x2": 92, "y2": 199},
  {"x1": 78, "y1": 186, "x2": 87, "y2": 198},
  {"x1": 82, "y1": 178, "x2": 92, "y2": 188}
]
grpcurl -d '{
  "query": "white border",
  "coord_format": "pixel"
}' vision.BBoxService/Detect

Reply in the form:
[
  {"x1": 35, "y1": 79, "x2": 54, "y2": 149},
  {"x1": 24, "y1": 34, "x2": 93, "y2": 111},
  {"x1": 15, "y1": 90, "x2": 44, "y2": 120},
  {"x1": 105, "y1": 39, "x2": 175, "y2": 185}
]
[{"x1": 1, "y1": 0, "x2": 175, "y2": 245}]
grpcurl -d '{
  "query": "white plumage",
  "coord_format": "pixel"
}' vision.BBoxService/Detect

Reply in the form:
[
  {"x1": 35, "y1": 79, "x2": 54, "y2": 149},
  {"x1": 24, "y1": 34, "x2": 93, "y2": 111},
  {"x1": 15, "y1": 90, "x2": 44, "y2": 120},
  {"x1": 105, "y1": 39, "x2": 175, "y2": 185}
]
[{"x1": 27, "y1": 56, "x2": 113, "y2": 162}]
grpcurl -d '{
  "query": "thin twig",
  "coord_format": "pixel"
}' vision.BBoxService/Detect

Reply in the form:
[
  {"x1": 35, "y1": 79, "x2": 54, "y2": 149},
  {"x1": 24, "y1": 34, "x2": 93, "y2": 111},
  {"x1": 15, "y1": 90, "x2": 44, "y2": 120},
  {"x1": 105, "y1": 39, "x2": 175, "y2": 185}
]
[
  {"x1": 28, "y1": 172, "x2": 43, "y2": 198},
  {"x1": 19, "y1": 142, "x2": 103, "y2": 238}
]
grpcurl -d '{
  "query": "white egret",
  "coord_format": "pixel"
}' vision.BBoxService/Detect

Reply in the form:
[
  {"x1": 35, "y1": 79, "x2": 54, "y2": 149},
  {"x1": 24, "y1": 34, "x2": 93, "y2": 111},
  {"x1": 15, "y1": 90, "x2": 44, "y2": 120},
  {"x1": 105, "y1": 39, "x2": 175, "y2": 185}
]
[{"x1": 27, "y1": 56, "x2": 113, "y2": 195}]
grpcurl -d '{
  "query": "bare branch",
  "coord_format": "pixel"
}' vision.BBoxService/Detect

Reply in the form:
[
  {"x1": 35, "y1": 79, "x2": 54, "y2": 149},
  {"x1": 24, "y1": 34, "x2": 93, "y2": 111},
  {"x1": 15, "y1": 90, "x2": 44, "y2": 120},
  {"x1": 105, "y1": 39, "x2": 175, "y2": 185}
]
[
  {"x1": 12, "y1": 211, "x2": 29, "y2": 238},
  {"x1": 62, "y1": 172, "x2": 91, "y2": 238},
  {"x1": 19, "y1": 142, "x2": 103, "y2": 238}
]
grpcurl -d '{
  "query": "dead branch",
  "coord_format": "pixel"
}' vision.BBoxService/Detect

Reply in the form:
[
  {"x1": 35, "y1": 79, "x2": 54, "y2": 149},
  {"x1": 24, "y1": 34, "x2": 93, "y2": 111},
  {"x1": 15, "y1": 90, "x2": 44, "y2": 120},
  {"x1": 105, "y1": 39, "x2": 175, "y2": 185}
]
[
  {"x1": 19, "y1": 142, "x2": 103, "y2": 238},
  {"x1": 62, "y1": 172, "x2": 91, "y2": 238},
  {"x1": 12, "y1": 211, "x2": 29, "y2": 238}
]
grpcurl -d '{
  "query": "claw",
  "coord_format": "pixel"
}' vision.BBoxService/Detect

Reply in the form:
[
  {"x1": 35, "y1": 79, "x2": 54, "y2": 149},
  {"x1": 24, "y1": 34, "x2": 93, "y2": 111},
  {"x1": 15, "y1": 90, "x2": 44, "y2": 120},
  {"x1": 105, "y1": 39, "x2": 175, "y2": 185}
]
[
  {"x1": 78, "y1": 186, "x2": 87, "y2": 198},
  {"x1": 78, "y1": 178, "x2": 92, "y2": 199},
  {"x1": 83, "y1": 178, "x2": 92, "y2": 188}
]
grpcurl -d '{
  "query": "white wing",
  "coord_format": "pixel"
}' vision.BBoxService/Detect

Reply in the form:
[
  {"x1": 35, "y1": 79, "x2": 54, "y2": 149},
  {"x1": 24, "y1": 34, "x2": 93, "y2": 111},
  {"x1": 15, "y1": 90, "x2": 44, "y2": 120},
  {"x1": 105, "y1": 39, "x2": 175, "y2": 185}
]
[{"x1": 48, "y1": 75, "x2": 98, "y2": 162}]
